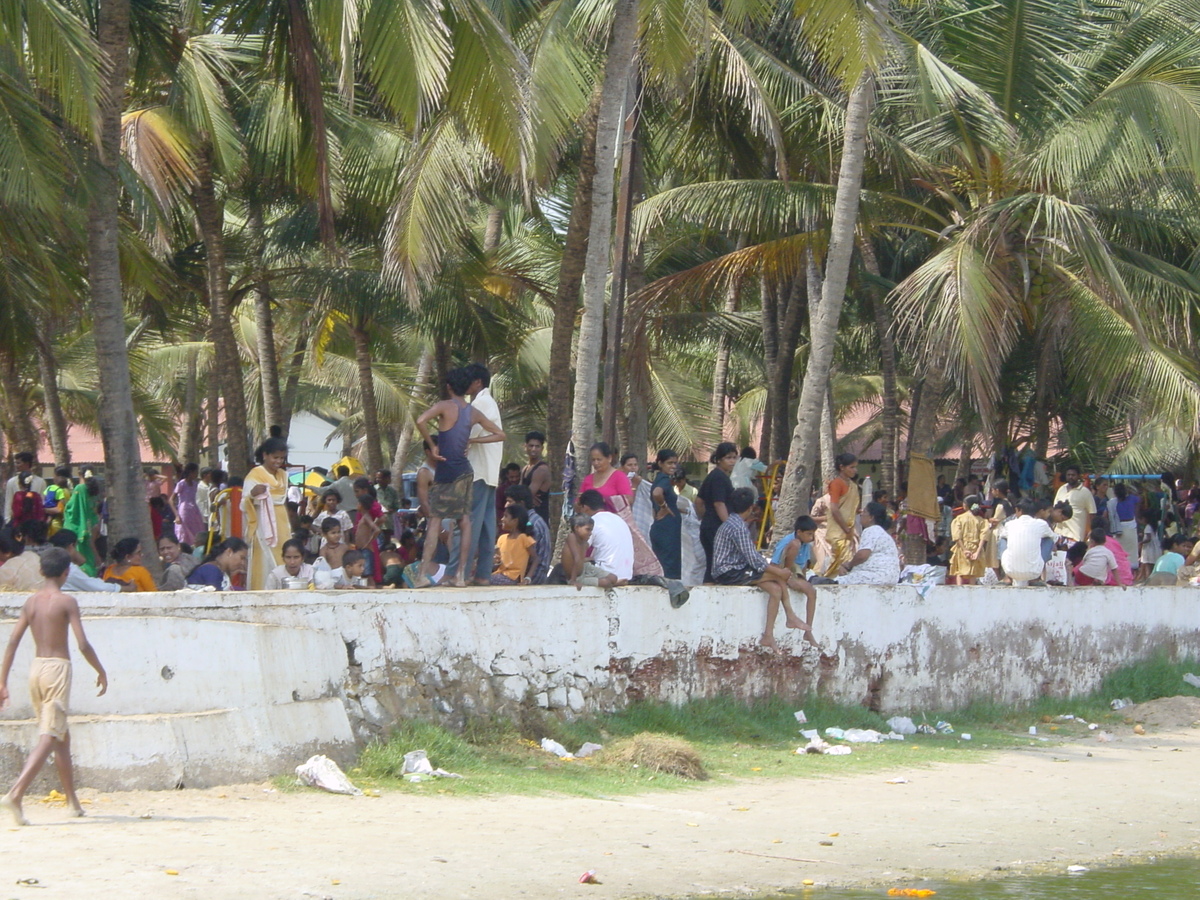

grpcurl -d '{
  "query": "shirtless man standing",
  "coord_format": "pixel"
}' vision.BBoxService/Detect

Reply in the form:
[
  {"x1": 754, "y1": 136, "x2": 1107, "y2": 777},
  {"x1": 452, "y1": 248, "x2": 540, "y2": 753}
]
[{"x1": 0, "y1": 548, "x2": 108, "y2": 825}]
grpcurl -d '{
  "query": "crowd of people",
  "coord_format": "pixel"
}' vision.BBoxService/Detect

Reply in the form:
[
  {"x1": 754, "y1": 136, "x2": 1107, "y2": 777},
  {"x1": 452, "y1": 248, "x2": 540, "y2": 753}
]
[
  {"x1": 4, "y1": 369, "x2": 1200, "y2": 649},
  {"x1": 810, "y1": 455, "x2": 1200, "y2": 590}
]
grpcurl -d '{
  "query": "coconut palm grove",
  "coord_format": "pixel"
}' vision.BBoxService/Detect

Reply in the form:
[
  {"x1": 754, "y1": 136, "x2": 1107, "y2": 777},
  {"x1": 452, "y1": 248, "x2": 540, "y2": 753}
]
[{"x1": 3, "y1": 0, "x2": 1200, "y2": 565}]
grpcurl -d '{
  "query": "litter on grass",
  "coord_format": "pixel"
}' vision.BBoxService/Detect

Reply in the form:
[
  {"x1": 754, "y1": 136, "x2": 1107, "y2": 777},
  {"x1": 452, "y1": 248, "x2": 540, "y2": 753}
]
[
  {"x1": 401, "y1": 749, "x2": 462, "y2": 779},
  {"x1": 296, "y1": 755, "x2": 362, "y2": 795},
  {"x1": 539, "y1": 738, "x2": 605, "y2": 760},
  {"x1": 794, "y1": 709, "x2": 808, "y2": 724},
  {"x1": 887, "y1": 716, "x2": 917, "y2": 735},
  {"x1": 823, "y1": 727, "x2": 904, "y2": 743},
  {"x1": 540, "y1": 737, "x2": 574, "y2": 758},
  {"x1": 799, "y1": 738, "x2": 852, "y2": 756}
]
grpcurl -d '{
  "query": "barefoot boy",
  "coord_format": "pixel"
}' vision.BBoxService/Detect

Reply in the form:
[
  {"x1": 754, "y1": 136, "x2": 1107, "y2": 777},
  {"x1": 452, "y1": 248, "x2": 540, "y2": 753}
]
[
  {"x1": 319, "y1": 519, "x2": 350, "y2": 570},
  {"x1": 712, "y1": 488, "x2": 815, "y2": 648},
  {"x1": 0, "y1": 548, "x2": 107, "y2": 825}
]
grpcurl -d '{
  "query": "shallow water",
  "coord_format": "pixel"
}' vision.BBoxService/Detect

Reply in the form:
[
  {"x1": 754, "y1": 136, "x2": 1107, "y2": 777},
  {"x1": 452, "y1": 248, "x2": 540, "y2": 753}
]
[{"x1": 756, "y1": 856, "x2": 1200, "y2": 898}]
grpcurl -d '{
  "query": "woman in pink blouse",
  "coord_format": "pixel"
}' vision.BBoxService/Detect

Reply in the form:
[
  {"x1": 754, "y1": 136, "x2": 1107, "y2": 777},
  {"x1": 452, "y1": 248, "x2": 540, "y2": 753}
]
[{"x1": 580, "y1": 442, "x2": 664, "y2": 577}]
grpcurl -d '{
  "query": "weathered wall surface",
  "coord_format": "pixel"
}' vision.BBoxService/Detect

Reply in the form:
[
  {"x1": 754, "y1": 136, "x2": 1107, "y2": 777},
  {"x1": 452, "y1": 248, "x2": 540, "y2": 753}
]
[{"x1": 1, "y1": 583, "x2": 1196, "y2": 789}]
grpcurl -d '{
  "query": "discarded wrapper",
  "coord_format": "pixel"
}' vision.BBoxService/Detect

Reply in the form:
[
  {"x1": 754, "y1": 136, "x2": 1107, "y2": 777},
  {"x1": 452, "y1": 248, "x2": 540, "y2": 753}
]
[
  {"x1": 794, "y1": 710, "x2": 808, "y2": 724},
  {"x1": 541, "y1": 737, "x2": 573, "y2": 759},
  {"x1": 295, "y1": 755, "x2": 362, "y2": 795},
  {"x1": 579, "y1": 870, "x2": 600, "y2": 884}
]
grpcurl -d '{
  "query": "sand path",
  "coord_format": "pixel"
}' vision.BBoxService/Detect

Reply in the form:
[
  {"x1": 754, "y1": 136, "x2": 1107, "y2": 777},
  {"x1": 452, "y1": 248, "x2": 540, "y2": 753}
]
[{"x1": 3, "y1": 725, "x2": 1199, "y2": 899}]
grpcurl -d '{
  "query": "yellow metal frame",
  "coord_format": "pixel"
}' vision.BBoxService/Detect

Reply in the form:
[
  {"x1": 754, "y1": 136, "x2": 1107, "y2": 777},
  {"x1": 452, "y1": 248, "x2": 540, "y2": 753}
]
[{"x1": 755, "y1": 460, "x2": 787, "y2": 549}]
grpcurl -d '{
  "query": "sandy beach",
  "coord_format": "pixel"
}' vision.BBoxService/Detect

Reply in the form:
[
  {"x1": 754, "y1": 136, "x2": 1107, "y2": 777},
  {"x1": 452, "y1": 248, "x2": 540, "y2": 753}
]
[{"x1": 3, "y1": 709, "x2": 1199, "y2": 899}]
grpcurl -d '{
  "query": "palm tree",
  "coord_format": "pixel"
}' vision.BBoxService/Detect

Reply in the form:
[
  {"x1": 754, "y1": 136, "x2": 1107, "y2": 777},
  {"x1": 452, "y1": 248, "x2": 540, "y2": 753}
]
[{"x1": 888, "y1": 0, "x2": 1200, "y2": 472}]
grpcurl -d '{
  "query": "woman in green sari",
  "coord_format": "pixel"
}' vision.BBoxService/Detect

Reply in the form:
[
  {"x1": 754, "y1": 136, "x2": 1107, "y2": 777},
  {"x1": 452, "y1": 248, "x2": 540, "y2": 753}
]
[{"x1": 63, "y1": 477, "x2": 101, "y2": 575}]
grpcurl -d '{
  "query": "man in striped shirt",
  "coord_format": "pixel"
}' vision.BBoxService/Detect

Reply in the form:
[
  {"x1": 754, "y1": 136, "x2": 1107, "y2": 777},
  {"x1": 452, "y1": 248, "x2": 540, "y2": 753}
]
[{"x1": 712, "y1": 488, "x2": 817, "y2": 648}]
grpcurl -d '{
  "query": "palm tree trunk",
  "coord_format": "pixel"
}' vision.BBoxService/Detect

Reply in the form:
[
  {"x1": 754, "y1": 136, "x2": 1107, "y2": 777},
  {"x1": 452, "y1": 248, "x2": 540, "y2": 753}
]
[
  {"x1": 280, "y1": 331, "x2": 307, "y2": 433},
  {"x1": 88, "y1": 0, "x2": 159, "y2": 578},
  {"x1": 775, "y1": 71, "x2": 875, "y2": 536},
  {"x1": 546, "y1": 93, "x2": 600, "y2": 537},
  {"x1": 193, "y1": 144, "x2": 252, "y2": 477},
  {"x1": 570, "y1": 0, "x2": 638, "y2": 457},
  {"x1": 0, "y1": 352, "x2": 37, "y2": 457},
  {"x1": 351, "y1": 322, "x2": 383, "y2": 474},
  {"x1": 206, "y1": 373, "x2": 220, "y2": 468},
  {"x1": 859, "y1": 237, "x2": 898, "y2": 496},
  {"x1": 393, "y1": 348, "x2": 433, "y2": 473},
  {"x1": 601, "y1": 75, "x2": 640, "y2": 445},
  {"x1": 806, "y1": 253, "x2": 831, "y2": 482},
  {"x1": 483, "y1": 206, "x2": 504, "y2": 253},
  {"x1": 622, "y1": 243, "x2": 649, "y2": 461},
  {"x1": 179, "y1": 349, "x2": 202, "y2": 463},
  {"x1": 820, "y1": 379, "x2": 836, "y2": 486},
  {"x1": 907, "y1": 366, "x2": 944, "y2": 458},
  {"x1": 249, "y1": 205, "x2": 284, "y2": 433},
  {"x1": 89, "y1": 0, "x2": 157, "y2": 571},
  {"x1": 710, "y1": 275, "x2": 740, "y2": 433},
  {"x1": 35, "y1": 339, "x2": 70, "y2": 466},
  {"x1": 770, "y1": 275, "x2": 806, "y2": 462},
  {"x1": 759, "y1": 277, "x2": 780, "y2": 457}
]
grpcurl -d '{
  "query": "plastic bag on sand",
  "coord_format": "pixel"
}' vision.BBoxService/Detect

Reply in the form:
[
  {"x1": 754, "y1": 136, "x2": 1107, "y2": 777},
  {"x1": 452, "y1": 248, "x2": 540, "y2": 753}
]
[
  {"x1": 887, "y1": 716, "x2": 917, "y2": 735},
  {"x1": 296, "y1": 755, "x2": 362, "y2": 795},
  {"x1": 401, "y1": 749, "x2": 463, "y2": 779},
  {"x1": 541, "y1": 737, "x2": 573, "y2": 758}
]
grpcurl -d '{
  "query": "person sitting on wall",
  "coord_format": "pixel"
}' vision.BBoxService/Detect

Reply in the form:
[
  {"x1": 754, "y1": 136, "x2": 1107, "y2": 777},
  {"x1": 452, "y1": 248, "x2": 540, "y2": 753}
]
[
  {"x1": 711, "y1": 487, "x2": 815, "y2": 649},
  {"x1": 834, "y1": 502, "x2": 902, "y2": 586},
  {"x1": 555, "y1": 490, "x2": 635, "y2": 589},
  {"x1": 1073, "y1": 527, "x2": 1119, "y2": 586}
]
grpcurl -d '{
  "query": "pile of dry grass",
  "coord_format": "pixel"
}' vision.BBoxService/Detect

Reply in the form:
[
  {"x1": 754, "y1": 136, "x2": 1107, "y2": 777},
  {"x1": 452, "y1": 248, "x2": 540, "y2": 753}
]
[{"x1": 602, "y1": 733, "x2": 708, "y2": 781}]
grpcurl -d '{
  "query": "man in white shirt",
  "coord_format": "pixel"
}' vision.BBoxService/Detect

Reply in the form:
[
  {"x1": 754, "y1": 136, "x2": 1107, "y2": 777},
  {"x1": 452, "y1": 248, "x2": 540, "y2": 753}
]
[
  {"x1": 3, "y1": 453, "x2": 47, "y2": 524},
  {"x1": 1053, "y1": 465, "x2": 1095, "y2": 543},
  {"x1": 999, "y1": 499, "x2": 1056, "y2": 586},
  {"x1": 577, "y1": 491, "x2": 634, "y2": 580},
  {"x1": 450, "y1": 363, "x2": 504, "y2": 585}
]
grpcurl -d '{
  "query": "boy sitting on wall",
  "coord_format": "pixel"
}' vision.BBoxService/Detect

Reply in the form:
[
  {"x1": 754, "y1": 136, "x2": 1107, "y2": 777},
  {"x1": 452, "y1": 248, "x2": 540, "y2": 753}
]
[{"x1": 712, "y1": 488, "x2": 815, "y2": 649}]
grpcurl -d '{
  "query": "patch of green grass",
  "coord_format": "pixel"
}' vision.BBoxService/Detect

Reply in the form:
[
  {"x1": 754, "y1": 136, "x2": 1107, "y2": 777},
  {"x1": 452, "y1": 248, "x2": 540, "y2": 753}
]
[{"x1": 280, "y1": 651, "x2": 1200, "y2": 800}]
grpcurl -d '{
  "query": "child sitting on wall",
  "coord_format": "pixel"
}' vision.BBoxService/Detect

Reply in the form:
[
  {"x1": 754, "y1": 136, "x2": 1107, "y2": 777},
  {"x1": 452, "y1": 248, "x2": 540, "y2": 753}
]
[
  {"x1": 491, "y1": 504, "x2": 539, "y2": 585},
  {"x1": 1073, "y1": 527, "x2": 1118, "y2": 586}
]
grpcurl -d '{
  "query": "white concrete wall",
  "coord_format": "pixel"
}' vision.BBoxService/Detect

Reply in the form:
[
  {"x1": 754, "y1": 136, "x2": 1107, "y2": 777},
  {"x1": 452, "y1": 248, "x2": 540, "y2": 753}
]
[
  {"x1": 2, "y1": 583, "x2": 1197, "y2": 788},
  {"x1": 0, "y1": 616, "x2": 354, "y2": 790}
]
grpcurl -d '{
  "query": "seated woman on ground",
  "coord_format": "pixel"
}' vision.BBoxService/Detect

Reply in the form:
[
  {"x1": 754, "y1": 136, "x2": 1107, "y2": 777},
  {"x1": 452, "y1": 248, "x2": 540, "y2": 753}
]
[
  {"x1": 157, "y1": 532, "x2": 198, "y2": 590},
  {"x1": 102, "y1": 538, "x2": 158, "y2": 591},
  {"x1": 187, "y1": 537, "x2": 248, "y2": 590},
  {"x1": 834, "y1": 502, "x2": 902, "y2": 586},
  {"x1": 711, "y1": 488, "x2": 815, "y2": 648},
  {"x1": 264, "y1": 539, "x2": 315, "y2": 590}
]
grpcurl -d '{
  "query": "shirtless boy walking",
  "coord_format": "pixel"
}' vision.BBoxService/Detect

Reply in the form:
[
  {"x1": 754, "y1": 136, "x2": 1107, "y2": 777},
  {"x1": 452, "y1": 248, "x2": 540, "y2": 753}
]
[{"x1": 0, "y1": 548, "x2": 107, "y2": 825}]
